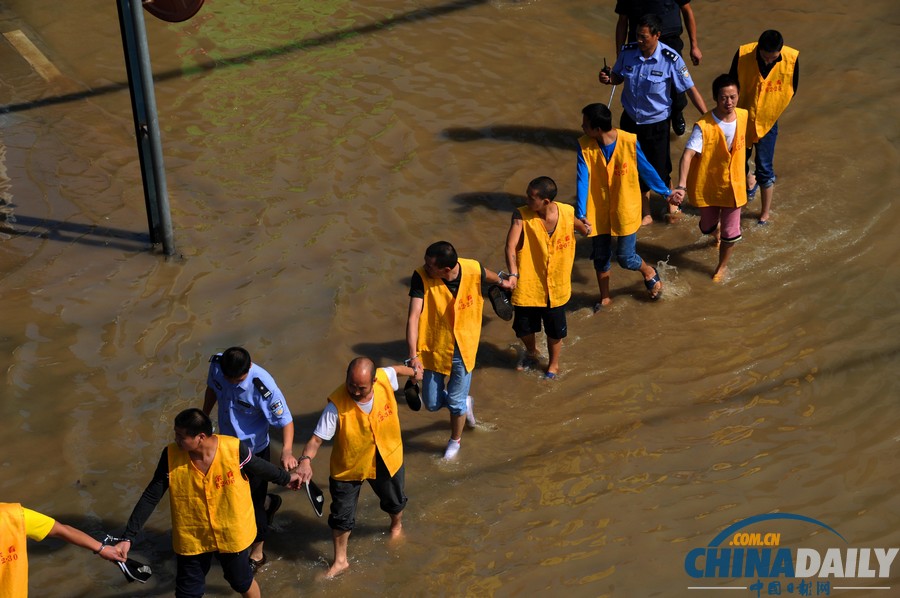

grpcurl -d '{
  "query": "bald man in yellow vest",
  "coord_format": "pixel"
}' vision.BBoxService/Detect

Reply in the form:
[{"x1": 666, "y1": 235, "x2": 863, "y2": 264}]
[
  {"x1": 113, "y1": 409, "x2": 301, "y2": 598},
  {"x1": 294, "y1": 357, "x2": 416, "y2": 578},
  {"x1": 0, "y1": 503, "x2": 125, "y2": 596},
  {"x1": 504, "y1": 176, "x2": 590, "y2": 379},
  {"x1": 729, "y1": 29, "x2": 799, "y2": 224},
  {"x1": 406, "y1": 241, "x2": 513, "y2": 460}
]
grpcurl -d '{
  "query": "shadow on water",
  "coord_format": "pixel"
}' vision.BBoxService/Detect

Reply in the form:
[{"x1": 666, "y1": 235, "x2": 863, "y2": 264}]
[
  {"x1": 1, "y1": 214, "x2": 150, "y2": 251},
  {"x1": 0, "y1": 0, "x2": 491, "y2": 115},
  {"x1": 441, "y1": 125, "x2": 580, "y2": 152}
]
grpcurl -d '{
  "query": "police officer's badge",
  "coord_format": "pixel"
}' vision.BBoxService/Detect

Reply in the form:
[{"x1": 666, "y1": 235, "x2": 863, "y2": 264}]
[{"x1": 270, "y1": 401, "x2": 285, "y2": 417}]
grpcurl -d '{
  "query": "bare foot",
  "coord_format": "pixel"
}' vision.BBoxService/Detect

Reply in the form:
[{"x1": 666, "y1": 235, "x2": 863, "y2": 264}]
[
  {"x1": 324, "y1": 560, "x2": 350, "y2": 579},
  {"x1": 712, "y1": 268, "x2": 728, "y2": 283},
  {"x1": 516, "y1": 353, "x2": 540, "y2": 371},
  {"x1": 641, "y1": 214, "x2": 653, "y2": 226},
  {"x1": 389, "y1": 523, "x2": 404, "y2": 543},
  {"x1": 593, "y1": 297, "x2": 612, "y2": 312}
]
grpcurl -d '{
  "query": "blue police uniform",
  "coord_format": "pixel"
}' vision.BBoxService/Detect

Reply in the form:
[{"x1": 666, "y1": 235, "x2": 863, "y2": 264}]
[
  {"x1": 207, "y1": 356, "x2": 292, "y2": 454},
  {"x1": 613, "y1": 40, "x2": 695, "y2": 125}
]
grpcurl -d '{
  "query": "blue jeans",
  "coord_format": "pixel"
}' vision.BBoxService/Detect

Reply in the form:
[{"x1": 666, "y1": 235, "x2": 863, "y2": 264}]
[
  {"x1": 749, "y1": 120, "x2": 778, "y2": 188},
  {"x1": 591, "y1": 232, "x2": 643, "y2": 273},
  {"x1": 422, "y1": 345, "x2": 471, "y2": 416}
]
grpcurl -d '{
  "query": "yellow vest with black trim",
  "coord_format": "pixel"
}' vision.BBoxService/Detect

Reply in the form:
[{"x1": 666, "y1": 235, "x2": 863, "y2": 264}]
[
  {"x1": 512, "y1": 203, "x2": 576, "y2": 308},
  {"x1": 578, "y1": 131, "x2": 643, "y2": 237},
  {"x1": 736, "y1": 42, "x2": 798, "y2": 143},
  {"x1": 167, "y1": 435, "x2": 256, "y2": 555},
  {"x1": 329, "y1": 369, "x2": 404, "y2": 481},
  {"x1": 686, "y1": 109, "x2": 749, "y2": 208},
  {"x1": 416, "y1": 258, "x2": 484, "y2": 374},
  {"x1": 0, "y1": 503, "x2": 28, "y2": 598}
]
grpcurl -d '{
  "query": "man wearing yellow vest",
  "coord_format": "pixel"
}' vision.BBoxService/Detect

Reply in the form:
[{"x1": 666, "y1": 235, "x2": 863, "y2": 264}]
[
  {"x1": 671, "y1": 74, "x2": 749, "y2": 282},
  {"x1": 406, "y1": 241, "x2": 513, "y2": 460},
  {"x1": 504, "y1": 176, "x2": 590, "y2": 379},
  {"x1": 0, "y1": 503, "x2": 125, "y2": 596},
  {"x1": 294, "y1": 357, "x2": 415, "y2": 578},
  {"x1": 113, "y1": 409, "x2": 301, "y2": 598},
  {"x1": 729, "y1": 29, "x2": 799, "y2": 225},
  {"x1": 577, "y1": 102, "x2": 672, "y2": 309}
]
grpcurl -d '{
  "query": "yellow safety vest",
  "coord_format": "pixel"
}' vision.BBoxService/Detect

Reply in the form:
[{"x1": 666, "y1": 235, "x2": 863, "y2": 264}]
[
  {"x1": 736, "y1": 42, "x2": 799, "y2": 143},
  {"x1": 512, "y1": 203, "x2": 576, "y2": 308},
  {"x1": 167, "y1": 435, "x2": 256, "y2": 555},
  {"x1": 578, "y1": 131, "x2": 643, "y2": 237},
  {"x1": 0, "y1": 503, "x2": 28, "y2": 598},
  {"x1": 686, "y1": 109, "x2": 749, "y2": 208},
  {"x1": 416, "y1": 257, "x2": 484, "y2": 374},
  {"x1": 329, "y1": 369, "x2": 404, "y2": 481}
]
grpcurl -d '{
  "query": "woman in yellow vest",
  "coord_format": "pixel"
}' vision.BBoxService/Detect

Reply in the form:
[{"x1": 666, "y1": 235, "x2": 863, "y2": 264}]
[
  {"x1": 406, "y1": 241, "x2": 513, "y2": 460},
  {"x1": 293, "y1": 357, "x2": 416, "y2": 578},
  {"x1": 112, "y1": 409, "x2": 300, "y2": 598},
  {"x1": 0, "y1": 503, "x2": 125, "y2": 596},
  {"x1": 504, "y1": 176, "x2": 589, "y2": 379},
  {"x1": 729, "y1": 30, "x2": 799, "y2": 224},
  {"x1": 671, "y1": 74, "x2": 749, "y2": 283}
]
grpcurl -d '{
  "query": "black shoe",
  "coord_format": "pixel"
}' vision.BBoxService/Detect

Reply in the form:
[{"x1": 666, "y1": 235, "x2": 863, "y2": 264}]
[
  {"x1": 264, "y1": 493, "x2": 282, "y2": 527},
  {"x1": 672, "y1": 112, "x2": 686, "y2": 136},
  {"x1": 404, "y1": 379, "x2": 422, "y2": 411},
  {"x1": 118, "y1": 558, "x2": 153, "y2": 584},
  {"x1": 487, "y1": 284, "x2": 514, "y2": 321}
]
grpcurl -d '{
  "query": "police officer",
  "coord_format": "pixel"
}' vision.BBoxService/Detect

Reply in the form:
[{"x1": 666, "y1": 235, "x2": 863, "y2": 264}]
[
  {"x1": 600, "y1": 13, "x2": 707, "y2": 225},
  {"x1": 202, "y1": 346, "x2": 297, "y2": 571}
]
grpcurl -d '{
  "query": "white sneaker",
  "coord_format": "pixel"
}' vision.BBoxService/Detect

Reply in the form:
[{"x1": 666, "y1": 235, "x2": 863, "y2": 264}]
[
  {"x1": 465, "y1": 395, "x2": 476, "y2": 428},
  {"x1": 443, "y1": 438, "x2": 461, "y2": 460}
]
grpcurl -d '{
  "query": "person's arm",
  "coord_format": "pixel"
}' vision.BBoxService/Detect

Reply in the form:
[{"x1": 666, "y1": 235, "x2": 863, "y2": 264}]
[
  {"x1": 239, "y1": 442, "x2": 300, "y2": 488},
  {"x1": 671, "y1": 147, "x2": 699, "y2": 205},
  {"x1": 576, "y1": 149, "x2": 590, "y2": 221},
  {"x1": 615, "y1": 14, "x2": 628, "y2": 57},
  {"x1": 574, "y1": 215, "x2": 590, "y2": 236},
  {"x1": 728, "y1": 50, "x2": 739, "y2": 80},
  {"x1": 279, "y1": 421, "x2": 297, "y2": 471},
  {"x1": 47, "y1": 521, "x2": 126, "y2": 563},
  {"x1": 406, "y1": 295, "x2": 425, "y2": 381},
  {"x1": 686, "y1": 85, "x2": 707, "y2": 114},
  {"x1": 680, "y1": 3, "x2": 702, "y2": 65},
  {"x1": 390, "y1": 364, "x2": 416, "y2": 378},
  {"x1": 294, "y1": 434, "x2": 325, "y2": 484},
  {"x1": 504, "y1": 211, "x2": 524, "y2": 291},
  {"x1": 115, "y1": 448, "x2": 170, "y2": 559},
  {"x1": 635, "y1": 141, "x2": 672, "y2": 197},
  {"x1": 201, "y1": 386, "x2": 217, "y2": 416}
]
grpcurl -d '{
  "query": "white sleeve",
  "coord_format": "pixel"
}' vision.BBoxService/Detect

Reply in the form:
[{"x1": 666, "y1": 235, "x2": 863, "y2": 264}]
[
  {"x1": 685, "y1": 124, "x2": 704, "y2": 153},
  {"x1": 382, "y1": 367, "x2": 400, "y2": 391},
  {"x1": 312, "y1": 403, "x2": 339, "y2": 441}
]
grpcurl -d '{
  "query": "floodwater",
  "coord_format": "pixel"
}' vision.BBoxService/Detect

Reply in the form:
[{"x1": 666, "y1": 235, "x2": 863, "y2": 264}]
[{"x1": 2, "y1": 0, "x2": 899, "y2": 596}]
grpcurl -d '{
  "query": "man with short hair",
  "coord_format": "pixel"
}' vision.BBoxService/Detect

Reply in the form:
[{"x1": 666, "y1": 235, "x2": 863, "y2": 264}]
[
  {"x1": 578, "y1": 102, "x2": 673, "y2": 308},
  {"x1": 406, "y1": 241, "x2": 512, "y2": 460},
  {"x1": 614, "y1": 0, "x2": 704, "y2": 136},
  {"x1": 729, "y1": 30, "x2": 799, "y2": 224},
  {"x1": 202, "y1": 346, "x2": 296, "y2": 570},
  {"x1": 114, "y1": 409, "x2": 301, "y2": 598},
  {"x1": 600, "y1": 13, "x2": 706, "y2": 224},
  {"x1": 294, "y1": 357, "x2": 415, "y2": 578},
  {"x1": 504, "y1": 176, "x2": 590, "y2": 378},
  {"x1": 671, "y1": 74, "x2": 749, "y2": 282},
  {"x1": 0, "y1": 503, "x2": 125, "y2": 596}
]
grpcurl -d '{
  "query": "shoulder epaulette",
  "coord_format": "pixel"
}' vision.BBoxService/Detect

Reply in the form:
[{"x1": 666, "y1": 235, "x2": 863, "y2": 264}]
[
  {"x1": 252, "y1": 377, "x2": 273, "y2": 399},
  {"x1": 209, "y1": 354, "x2": 221, "y2": 363},
  {"x1": 622, "y1": 41, "x2": 638, "y2": 51},
  {"x1": 662, "y1": 48, "x2": 678, "y2": 62}
]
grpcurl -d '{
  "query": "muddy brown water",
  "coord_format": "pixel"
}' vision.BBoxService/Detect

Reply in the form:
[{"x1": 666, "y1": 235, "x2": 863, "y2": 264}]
[{"x1": 2, "y1": 0, "x2": 899, "y2": 596}]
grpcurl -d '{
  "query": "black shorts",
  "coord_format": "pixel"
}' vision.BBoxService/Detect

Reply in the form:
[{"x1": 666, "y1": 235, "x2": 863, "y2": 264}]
[
  {"x1": 512, "y1": 305, "x2": 568, "y2": 340},
  {"x1": 175, "y1": 548, "x2": 253, "y2": 598},
  {"x1": 328, "y1": 453, "x2": 407, "y2": 532}
]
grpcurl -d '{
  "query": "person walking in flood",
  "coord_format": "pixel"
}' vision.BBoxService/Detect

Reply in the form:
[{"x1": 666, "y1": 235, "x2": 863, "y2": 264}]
[
  {"x1": 577, "y1": 102, "x2": 672, "y2": 307},
  {"x1": 202, "y1": 346, "x2": 296, "y2": 571},
  {"x1": 670, "y1": 74, "x2": 748, "y2": 282},
  {"x1": 293, "y1": 357, "x2": 415, "y2": 578},
  {"x1": 113, "y1": 409, "x2": 301, "y2": 598},
  {"x1": 729, "y1": 29, "x2": 799, "y2": 225},
  {"x1": 0, "y1": 503, "x2": 126, "y2": 596},
  {"x1": 405, "y1": 241, "x2": 513, "y2": 460},
  {"x1": 504, "y1": 176, "x2": 590, "y2": 379}
]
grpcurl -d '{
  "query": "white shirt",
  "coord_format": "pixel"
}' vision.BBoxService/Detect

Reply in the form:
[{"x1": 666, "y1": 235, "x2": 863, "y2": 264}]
[
  {"x1": 686, "y1": 112, "x2": 738, "y2": 153},
  {"x1": 312, "y1": 367, "x2": 400, "y2": 441}
]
